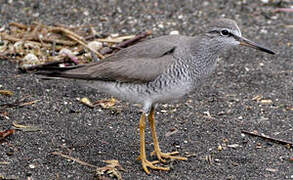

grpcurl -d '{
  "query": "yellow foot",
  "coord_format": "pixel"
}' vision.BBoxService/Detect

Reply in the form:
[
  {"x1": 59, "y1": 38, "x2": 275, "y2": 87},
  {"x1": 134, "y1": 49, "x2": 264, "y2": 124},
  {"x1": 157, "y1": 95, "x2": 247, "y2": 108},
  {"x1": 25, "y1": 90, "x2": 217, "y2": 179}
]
[
  {"x1": 137, "y1": 156, "x2": 170, "y2": 174},
  {"x1": 151, "y1": 151, "x2": 188, "y2": 163}
]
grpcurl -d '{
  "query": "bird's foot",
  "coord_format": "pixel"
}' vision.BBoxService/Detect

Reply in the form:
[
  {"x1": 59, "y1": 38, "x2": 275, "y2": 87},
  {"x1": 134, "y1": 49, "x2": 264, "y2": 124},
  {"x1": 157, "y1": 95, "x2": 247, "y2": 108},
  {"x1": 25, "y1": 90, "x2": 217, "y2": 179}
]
[
  {"x1": 137, "y1": 156, "x2": 169, "y2": 174},
  {"x1": 150, "y1": 150, "x2": 187, "y2": 163}
]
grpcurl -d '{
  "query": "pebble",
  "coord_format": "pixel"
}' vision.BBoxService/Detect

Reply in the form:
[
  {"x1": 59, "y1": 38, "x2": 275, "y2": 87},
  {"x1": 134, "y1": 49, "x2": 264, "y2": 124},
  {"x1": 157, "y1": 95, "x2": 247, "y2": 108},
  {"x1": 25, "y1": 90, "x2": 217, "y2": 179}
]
[
  {"x1": 21, "y1": 53, "x2": 39, "y2": 68},
  {"x1": 261, "y1": 0, "x2": 269, "y2": 3},
  {"x1": 88, "y1": 41, "x2": 103, "y2": 51},
  {"x1": 169, "y1": 30, "x2": 179, "y2": 35},
  {"x1": 59, "y1": 48, "x2": 74, "y2": 56},
  {"x1": 29, "y1": 164, "x2": 36, "y2": 169},
  {"x1": 227, "y1": 144, "x2": 240, "y2": 148}
]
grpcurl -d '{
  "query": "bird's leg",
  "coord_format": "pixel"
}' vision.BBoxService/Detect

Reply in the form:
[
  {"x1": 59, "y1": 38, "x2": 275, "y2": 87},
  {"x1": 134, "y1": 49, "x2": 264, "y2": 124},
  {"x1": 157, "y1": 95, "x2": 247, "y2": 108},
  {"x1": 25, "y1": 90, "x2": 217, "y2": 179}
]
[
  {"x1": 137, "y1": 113, "x2": 169, "y2": 174},
  {"x1": 148, "y1": 107, "x2": 187, "y2": 162}
]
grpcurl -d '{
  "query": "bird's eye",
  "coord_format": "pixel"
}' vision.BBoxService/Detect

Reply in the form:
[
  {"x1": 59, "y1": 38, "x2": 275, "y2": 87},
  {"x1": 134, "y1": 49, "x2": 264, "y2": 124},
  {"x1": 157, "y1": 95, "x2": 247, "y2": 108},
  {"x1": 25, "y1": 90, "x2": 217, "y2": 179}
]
[{"x1": 220, "y1": 29, "x2": 230, "y2": 36}]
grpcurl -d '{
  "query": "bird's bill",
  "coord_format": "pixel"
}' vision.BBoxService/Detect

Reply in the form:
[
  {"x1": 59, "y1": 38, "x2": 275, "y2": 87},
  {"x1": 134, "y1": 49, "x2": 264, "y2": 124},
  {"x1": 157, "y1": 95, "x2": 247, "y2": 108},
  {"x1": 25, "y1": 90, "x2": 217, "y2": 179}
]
[{"x1": 237, "y1": 36, "x2": 275, "y2": 55}]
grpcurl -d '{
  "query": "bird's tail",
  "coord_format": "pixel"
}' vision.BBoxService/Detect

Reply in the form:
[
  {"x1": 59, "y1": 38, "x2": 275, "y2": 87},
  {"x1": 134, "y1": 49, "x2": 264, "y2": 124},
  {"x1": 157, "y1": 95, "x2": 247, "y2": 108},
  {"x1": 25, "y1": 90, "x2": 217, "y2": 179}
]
[{"x1": 34, "y1": 65, "x2": 87, "y2": 80}]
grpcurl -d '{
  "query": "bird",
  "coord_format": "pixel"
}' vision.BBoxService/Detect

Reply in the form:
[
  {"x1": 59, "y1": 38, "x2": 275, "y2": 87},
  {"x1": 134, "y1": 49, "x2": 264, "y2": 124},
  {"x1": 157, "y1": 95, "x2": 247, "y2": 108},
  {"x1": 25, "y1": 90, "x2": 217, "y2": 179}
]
[{"x1": 37, "y1": 18, "x2": 275, "y2": 174}]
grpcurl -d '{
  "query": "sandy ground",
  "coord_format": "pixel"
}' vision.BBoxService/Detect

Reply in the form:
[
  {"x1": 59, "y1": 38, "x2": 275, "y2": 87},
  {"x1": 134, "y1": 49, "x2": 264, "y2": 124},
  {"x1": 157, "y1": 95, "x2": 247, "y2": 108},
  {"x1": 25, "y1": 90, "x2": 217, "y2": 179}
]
[{"x1": 0, "y1": 0, "x2": 293, "y2": 179}]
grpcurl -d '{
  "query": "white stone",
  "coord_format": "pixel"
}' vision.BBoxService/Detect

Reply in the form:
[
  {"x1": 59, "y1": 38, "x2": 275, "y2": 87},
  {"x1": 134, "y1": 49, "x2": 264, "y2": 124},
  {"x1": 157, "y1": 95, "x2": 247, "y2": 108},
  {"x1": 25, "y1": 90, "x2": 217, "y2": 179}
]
[
  {"x1": 88, "y1": 41, "x2": 103, "y2": 51},
  {"x1": 169, "y1": 30, "x2": 179, "y2": 35}
]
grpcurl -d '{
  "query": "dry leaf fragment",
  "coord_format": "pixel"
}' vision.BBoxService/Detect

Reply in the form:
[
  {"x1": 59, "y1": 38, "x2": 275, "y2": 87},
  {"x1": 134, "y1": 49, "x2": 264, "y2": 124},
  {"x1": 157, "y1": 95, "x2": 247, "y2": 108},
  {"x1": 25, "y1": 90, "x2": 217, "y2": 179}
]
[
  {"x1": 79, "y1": 97, "x2": 94, "y2": 108},
  {"x1": 0, "y1": 129, "x2": 15, "y2": 140},
  {"x1": 0, "y1": 90, "x2": 13, "y2": 96},
  {"x1": 94, "y1": 98, "x2": 116, "y2": 109},
  {"x1": 96, "y1": 160, "x2": 125, "y2": 180}
]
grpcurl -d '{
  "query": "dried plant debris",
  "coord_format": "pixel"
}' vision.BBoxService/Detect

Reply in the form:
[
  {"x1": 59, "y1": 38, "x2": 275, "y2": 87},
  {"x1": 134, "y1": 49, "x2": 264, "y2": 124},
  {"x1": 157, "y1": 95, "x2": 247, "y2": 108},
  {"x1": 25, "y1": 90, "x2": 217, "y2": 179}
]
[
  {"x1": 93, "y1": 97, "x2": 117, "y2": 109},
  {"x1": 96, "y1": 160, "x2": 125, "y2": 180},
  {"x1": 241, "y1": 130, "x2": 293, "y2": 148},
  {"x1": 12, "y1": 121, "x2": 42, "y2": 132},
  {"x1": 79, "y1": 97, "x2": 95, "y2": 108},
  {"x1": 0, "y1": 96, "x2": 39, "y2": 109},
  {"x1": 0, "y1": 129, "x2": 15, "y2": 141},
  {"x1": 52, "y1": 151, "x2": 125, "y2": 180},
  {"x1": 51, "y1": 151, "x2": 98, "y2": 168},
  {"x1": 0, "y1": 22, "x2": 152, "y2": 71},
  {"x1": 0, "y1": 90, "x2": 13, "y2": 96}
]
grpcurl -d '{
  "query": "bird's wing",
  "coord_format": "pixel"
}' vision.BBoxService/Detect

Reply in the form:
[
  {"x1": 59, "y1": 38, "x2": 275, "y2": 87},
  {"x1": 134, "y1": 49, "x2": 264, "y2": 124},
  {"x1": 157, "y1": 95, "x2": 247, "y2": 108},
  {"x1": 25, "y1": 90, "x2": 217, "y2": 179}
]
[{"x1": 42, "y1": 37, "x2": 178, "y2": 83}]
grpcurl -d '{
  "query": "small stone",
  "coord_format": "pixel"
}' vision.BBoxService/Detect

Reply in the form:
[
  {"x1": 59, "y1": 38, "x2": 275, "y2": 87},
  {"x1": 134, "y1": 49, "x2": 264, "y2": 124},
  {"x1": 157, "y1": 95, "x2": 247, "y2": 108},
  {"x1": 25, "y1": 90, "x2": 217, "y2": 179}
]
[
  {"x1": 83, "y1": 10, "x2": 89, "y2": 16},
  {"x1": 227, "y1": 144, "x2": 240, "y2": 148},
  {"x1": 217, "y1": 145, "x2": 223, "y2": 151},
  {"x1": 59, "y1": 48, "x2": 74, "y2": 56},
  {"x1": 110, "y1": 33, "x2": 119, "y2": 38},
  {"x1": 260, "y1": 29, "x2": 268, "y2": 34},
  {"x1": 265, "y1": 168, "x2": 278, "y2": 172},
  {"x1": 29, "y1": 164, "x2": 36, "y2": 169},
  {"x1": 169, "y1": 30, "x2": 179, "y2": 35},
  {"x1": 158, "y1": 23, "x2": 164, "y2": 29},
  {"x1": 88, "y1": 41, "x2": 103, "y2": 51},
  {"x1": 21, "y1": 53, "x2": 39, "y2": 68},
  {"x1": 259, "y1": 62, "x2": 264, "y2": 66}
]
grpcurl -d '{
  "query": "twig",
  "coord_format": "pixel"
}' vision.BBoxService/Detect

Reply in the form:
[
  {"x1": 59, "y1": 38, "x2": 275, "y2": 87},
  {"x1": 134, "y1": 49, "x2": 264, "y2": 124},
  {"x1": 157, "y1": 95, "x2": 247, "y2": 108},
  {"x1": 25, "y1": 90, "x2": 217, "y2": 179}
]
[
  {"x1": 273, "y1": 8, "x2": 293, "y2": 13},
  {"x1": 67, "y1": 33, "x2": 105, "y2": 59},
  {"x1": 1, "y1": 32, "x2": 76, "y2": 46},
  {"x1": 52, "y1": 151, "x2": 98, "y2": 168},
  {"x1": 241, "y1": 130, "x2": 293, "y2": 147},
  {"x1": 101, "y1": 30, "x2": 152, "y2": 55},
  {"x1": 50, "y1": 27, "x2": 105, "y2": 59},
  {"x1": 9, "y1": 22, "x2": 27, "y2": 29}
]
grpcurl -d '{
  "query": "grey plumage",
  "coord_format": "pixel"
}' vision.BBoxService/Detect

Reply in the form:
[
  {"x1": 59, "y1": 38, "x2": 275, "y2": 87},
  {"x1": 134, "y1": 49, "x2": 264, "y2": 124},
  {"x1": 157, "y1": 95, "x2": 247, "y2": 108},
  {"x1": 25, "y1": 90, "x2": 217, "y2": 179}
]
[
  {"x1": 37, "y1": 18, "x2": 275, "y2": 174},
  {"x1": 40, "y1": 18, "x2": 274, "y2": 113}
]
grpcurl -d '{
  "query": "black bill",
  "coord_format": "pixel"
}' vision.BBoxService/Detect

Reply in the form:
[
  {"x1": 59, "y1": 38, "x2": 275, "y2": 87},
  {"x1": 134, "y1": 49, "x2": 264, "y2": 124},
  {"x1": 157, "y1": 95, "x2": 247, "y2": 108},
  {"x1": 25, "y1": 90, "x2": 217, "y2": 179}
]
[{"x1": 235, "y1": 35, "x2": 275, "y2": 55}]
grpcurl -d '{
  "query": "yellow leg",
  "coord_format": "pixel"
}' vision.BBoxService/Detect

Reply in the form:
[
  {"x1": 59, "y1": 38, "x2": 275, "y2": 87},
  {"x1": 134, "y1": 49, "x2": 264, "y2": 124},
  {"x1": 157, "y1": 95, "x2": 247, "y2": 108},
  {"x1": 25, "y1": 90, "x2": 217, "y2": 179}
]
[
  {"x1": 148, "y1": 107, "x2": 187, "y2": 162},
  {"x1": 137, "y1": 113, "x2": 169, "y2": 174}
]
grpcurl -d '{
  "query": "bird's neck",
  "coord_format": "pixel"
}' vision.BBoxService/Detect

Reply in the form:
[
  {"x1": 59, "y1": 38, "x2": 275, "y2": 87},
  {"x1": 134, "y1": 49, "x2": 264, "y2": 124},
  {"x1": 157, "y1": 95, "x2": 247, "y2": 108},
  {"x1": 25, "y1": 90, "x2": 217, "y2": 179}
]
[{"x1": 187, "y1": 36, "x2": 224, "y2": 76}]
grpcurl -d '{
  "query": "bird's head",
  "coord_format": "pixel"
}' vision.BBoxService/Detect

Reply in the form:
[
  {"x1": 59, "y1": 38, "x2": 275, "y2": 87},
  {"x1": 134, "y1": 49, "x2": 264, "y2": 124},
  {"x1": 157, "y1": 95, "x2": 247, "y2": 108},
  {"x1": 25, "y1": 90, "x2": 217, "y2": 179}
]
[{"x1": 206, "y1": 18, "x2": 275, "y2": 54}]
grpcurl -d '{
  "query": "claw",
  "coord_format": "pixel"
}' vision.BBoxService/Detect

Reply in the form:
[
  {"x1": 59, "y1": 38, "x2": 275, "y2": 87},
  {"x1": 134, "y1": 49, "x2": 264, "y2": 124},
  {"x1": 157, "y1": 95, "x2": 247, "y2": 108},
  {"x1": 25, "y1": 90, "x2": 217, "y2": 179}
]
[{"x1": 151, "y1": 150, "x2": 187, "y2": 162}]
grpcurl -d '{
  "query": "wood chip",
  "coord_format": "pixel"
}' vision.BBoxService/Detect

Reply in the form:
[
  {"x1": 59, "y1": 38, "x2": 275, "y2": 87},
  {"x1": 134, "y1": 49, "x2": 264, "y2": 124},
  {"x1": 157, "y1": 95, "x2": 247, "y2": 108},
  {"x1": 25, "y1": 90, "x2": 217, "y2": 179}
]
[{"x1": 0, "y1": 90, "x2": 13, "y2": 96}]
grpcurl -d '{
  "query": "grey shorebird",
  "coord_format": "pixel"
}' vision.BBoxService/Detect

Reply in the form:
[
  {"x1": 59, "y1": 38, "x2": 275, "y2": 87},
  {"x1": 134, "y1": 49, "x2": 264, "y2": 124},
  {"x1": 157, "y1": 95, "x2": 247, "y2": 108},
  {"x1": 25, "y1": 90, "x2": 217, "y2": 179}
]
[{"x1": 38, "y1": 18, "x2": 275, "y2": 174}]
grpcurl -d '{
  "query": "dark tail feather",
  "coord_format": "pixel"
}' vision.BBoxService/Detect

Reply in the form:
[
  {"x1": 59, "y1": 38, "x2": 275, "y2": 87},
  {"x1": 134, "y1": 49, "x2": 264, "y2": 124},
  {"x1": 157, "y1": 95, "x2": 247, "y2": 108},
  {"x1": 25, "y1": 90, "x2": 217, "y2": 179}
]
[{"x1": 35, "y1": 66, "x2": 94, "y2": 80}]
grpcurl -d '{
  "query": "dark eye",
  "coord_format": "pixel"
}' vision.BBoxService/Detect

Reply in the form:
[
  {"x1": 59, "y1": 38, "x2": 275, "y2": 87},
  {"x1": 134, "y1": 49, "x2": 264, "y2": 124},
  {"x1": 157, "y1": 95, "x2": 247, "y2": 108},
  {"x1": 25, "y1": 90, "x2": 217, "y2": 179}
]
[{"x1": 220, "y1": 29, "x2": 229, "y2": 36}]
